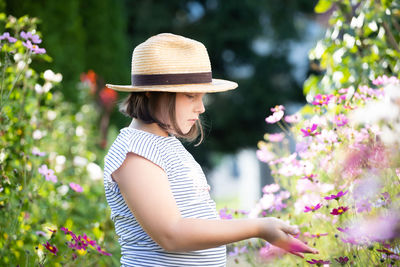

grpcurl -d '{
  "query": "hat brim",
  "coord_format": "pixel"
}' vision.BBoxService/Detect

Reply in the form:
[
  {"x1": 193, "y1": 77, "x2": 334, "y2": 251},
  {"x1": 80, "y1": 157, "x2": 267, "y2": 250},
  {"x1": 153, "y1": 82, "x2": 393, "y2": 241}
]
[{"x1": 106, "y1": 78, "x2": 238, "y2": 93}]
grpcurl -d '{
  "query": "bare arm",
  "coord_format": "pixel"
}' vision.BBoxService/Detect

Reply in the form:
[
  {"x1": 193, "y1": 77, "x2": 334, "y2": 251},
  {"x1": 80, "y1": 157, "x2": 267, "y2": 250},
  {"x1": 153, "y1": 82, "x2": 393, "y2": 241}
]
[{"x1": 112, "y1": 152, "x2": 318, "y2": 256}]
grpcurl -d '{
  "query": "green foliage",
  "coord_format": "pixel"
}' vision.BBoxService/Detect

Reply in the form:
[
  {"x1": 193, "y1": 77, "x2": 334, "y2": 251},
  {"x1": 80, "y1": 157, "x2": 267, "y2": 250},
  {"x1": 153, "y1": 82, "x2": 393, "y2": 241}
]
[
  {"x1": 307, "y1": 0, "x2": 400, "y2": 97},
  {"x1": 0, "y1": 15, "x2": 119, "y2": 266}
]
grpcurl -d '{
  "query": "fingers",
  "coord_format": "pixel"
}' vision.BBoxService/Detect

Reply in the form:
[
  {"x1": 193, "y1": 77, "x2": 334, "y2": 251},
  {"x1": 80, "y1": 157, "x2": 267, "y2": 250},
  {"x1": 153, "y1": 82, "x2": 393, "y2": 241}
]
[
  {"x1": 281, "y1": 223, "x2": 300, "y2": 236},
  {"x1": 289, "y1": 251, "x2": 304, "y2": 258},
  {"x1": 287, "y1": 235, "x2": 319, "y2": 255}
]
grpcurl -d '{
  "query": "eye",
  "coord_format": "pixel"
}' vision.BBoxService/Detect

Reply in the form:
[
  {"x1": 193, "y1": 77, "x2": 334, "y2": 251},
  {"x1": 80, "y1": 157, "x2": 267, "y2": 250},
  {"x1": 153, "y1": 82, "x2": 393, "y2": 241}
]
[{"x1": 185, "y1": 94, "x2": 195, "y2": 99}]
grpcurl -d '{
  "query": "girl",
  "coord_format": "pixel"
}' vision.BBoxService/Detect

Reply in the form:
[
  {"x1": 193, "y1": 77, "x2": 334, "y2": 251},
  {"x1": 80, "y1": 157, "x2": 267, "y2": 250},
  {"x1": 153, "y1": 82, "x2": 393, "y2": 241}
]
[{"x1": 104, "y1": 33, "x2": 318, "y2": 266}]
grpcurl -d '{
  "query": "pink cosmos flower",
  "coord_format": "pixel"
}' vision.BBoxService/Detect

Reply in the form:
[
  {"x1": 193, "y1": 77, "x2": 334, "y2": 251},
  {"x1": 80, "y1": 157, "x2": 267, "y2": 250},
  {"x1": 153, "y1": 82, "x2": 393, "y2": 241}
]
[
  {"x1": 60, "y1": 227, "x2": 72, "y2": 235},
  {"x1": 266, "y1": 133, "x2": 285, "y2": 142},
  {"x1": 324, "y1": 190, "x2": 348, "y2": 201},
  {"x1": 301, "y1": 124, "x2": 319, "y2": 137},
  {"x1": 32, "y1": 147, "x2": 46, "y2": 156},
  {"x1": 311, "y1": 233, "x2": 328, "y2": 238},
  {"x1": 304, "y1": 203, "x2": 322, "y2": 213},
  {"x1": 302, "y1": 174, "x2": 317, "y2": 181},
  {"x1": 372, "y1": 75, "x2": 399, "y2": 86},
  {"x1": 270, "y1": 105, "x2": 285, "y2": 112},
  {"x1": 43, "y1": 241, "x2": 58, "y2": 255},
  {"x1": 265, "y1": 111, "x2": 284, "y2": 124},
  {"x1": 333, "y1": 114, "x2": 348, "y2": 127},
  {"x1": 82, "y1": 233, "x2": 97, "y2": 247},
  {"x1": 256, "y1": 147, "x2": 275, "y2": 163},
  {"x1": 262, "y1": 183, "x2": 280, "y2": 194},
  {"x1": 312, "y1": 94, "x2": 334, "y2": 105},
  {"x1": 330, "y1": 206, "x2": 349, "y2": 215},
  {"x1": 38, "y1": 164, "x2": 57, "y2": 183},
  {"x1": 69, "y1": 182, "x2": 83, "y2": 193},
  {"x1": 219, "y1": 208, "x2": 233, "y2": 220},
  {"x1": 306, "y1": 259, "x2": 330, "y2": 265},
  {"x1": 284, "y1": 114, "x2": 300, "y2": 123}
]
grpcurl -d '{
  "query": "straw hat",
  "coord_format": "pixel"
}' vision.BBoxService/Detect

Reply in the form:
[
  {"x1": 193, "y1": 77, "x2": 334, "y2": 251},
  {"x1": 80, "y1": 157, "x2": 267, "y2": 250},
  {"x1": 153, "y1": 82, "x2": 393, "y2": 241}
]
[{"x1": 106, "y1": 33, "x2": 238, "y2": 93}]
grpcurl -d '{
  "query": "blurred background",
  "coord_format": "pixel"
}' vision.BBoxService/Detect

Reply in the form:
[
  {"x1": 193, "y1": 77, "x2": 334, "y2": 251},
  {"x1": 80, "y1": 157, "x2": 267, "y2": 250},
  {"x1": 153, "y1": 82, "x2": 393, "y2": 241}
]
[{"x1": 2, "y1": 0, "x2": 328, "y2": 210}]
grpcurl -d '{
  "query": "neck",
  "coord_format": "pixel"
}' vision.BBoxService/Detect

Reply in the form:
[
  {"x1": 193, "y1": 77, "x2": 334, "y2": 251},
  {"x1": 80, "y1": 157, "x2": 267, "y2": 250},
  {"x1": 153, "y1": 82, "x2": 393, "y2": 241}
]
[{"x1": 129, "y1": 119, "x2": 170, "y2": 137}]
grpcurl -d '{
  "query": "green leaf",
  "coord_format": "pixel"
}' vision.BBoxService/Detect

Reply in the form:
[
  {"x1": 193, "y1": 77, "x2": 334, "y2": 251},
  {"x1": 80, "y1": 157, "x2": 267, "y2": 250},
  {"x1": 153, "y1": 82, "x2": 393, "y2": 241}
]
[{"x1": 314, "y1": 0, "x2": 333, "y2": 13}]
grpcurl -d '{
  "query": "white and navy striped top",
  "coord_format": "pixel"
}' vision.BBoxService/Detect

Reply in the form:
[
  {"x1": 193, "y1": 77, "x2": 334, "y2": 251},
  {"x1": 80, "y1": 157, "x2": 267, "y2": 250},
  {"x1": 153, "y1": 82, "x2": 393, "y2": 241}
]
[{"x1": 103, "y1": 126, "x2": 226, "y2": 266}]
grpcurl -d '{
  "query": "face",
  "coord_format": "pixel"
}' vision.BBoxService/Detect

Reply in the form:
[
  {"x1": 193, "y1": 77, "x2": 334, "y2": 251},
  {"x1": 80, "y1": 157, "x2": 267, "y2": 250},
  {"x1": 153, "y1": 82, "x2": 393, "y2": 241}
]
[{"x1": 174, "y1": 92, "x2": 206, "y2": 134}]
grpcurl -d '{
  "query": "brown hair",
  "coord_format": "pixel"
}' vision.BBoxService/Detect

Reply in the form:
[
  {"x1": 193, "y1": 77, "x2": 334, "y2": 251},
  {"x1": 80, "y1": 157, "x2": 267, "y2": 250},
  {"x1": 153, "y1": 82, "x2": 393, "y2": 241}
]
[{"x1": 119, "y1": 92, "x2": 204, "y2": 144}]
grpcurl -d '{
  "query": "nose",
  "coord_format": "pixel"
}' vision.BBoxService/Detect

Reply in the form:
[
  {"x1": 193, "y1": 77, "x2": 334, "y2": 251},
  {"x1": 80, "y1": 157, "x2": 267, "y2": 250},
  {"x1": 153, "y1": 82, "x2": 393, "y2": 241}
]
[{"x1": 196, "y1": 98, "x2": 205, "y2": 114}]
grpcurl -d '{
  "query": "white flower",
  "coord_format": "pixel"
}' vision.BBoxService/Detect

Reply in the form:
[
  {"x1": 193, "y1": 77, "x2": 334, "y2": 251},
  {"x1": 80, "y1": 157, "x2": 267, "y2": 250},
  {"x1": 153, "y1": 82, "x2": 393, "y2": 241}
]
[
  {"x1": 259, "y1": 193, "x2": 275, "y2": 210},
  {"x1": 56, "y1": 155, "x2": 66, "y2": 165},
  {"x1": 43, "y1": 69, "x2": 63, "y2": 83},
  {"x1": 73, "y1": 156, "x2": 88, "y2": 167},
  {"x1": 34, "y1": 84, "x2": 44, "y2": 94},
  {"x1": 75, "y1": 126, "x2": 84, "y2": 137},
  {"x1": 47, "y1": 110, "x2": 57, "y2": 121},
  {"x1": 17, "y1": 61, "x2": 26, "y2": 71},
  {"x1": 42, "y1": 82, "x2": 53, "y2": 93},
  {"x1": 33, "y1": 129, "x2": 43, "y2": 140},
  {"x1": 13, "y1": 53, "x2": 23, "y2": 62},
  {"x1": 57, "y1": 185, "x2": 69, "y2": 196},
  {"x1": 87, "y1": 162, "x2": 102, "y2": 180}
]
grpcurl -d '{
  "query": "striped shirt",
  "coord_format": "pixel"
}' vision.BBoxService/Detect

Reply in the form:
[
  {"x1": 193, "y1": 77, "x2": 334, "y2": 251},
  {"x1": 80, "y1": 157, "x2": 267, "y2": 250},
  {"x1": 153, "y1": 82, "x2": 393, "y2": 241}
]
[{"x1": 103, "y1": 127, "x2": 226, "y2": 266}]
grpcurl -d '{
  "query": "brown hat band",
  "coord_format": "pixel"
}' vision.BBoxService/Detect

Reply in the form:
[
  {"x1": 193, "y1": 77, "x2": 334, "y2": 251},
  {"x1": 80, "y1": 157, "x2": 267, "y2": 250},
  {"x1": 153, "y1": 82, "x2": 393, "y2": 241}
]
[{"x1": 132, "y1": 72, "x2": 212, "y2": 86}]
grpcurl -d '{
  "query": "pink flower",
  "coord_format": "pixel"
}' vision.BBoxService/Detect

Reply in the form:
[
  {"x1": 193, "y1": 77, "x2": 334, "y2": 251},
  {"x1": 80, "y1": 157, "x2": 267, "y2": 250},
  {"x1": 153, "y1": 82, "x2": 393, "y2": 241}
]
[
  {"x1": 301, "y1": 124, "x2": 319, "y2": 137},
  {"x1": 355, "y1": 199, "x2": 372, "y2": 213},
  {"x1": 219, "y1": 208, "x2": 233, "y2": 220},
  {"x1": 228, "y1": 246, "x2": 248, "y2": 256},
  {"x1": 324, "y1": 190, "x2": 348, "y2": 201},
  {"x1": 302, "y1": 174, "x2": 318, "y2": 181},
  {"x1": 0, "y1": 32, "x2": 17, "y2": 43},
  {"x1": 312, "y1": 94, "x2": 333, "y2": 105},
  {"x1": 284, "y1": 114, "x2": 300, "y2": 123},
  {"x1": 262, "y1": 184, "x2": 280, "y2": 194},
  {"x1": 333, "y1": 114, "x2": 348, "y2": 127},
  {"x1": 265, "y1": 133, "x2": 285, "y2": 142},
  {"x1": 259, "y1": 242, "x2": 287, "y2": 261},
  {"x1": 270, "y1": 105, "x2": 285, "y2": 112},
  {"x1": 265, "y1": 111, "x2": 284, "y2": 124},
  {"x1": 38, "y1": 164, "x2": 57, "y2": 183},
  {"x1": 256, "y1": 147, "x2": 275, "y2": 163},
  {"x1": 69, "y1": 182, "x2": 83, "y2": 193},
  {"x1": 306, "y1": 259, "x2": 330, "y2": 265},
  {"x1": 304, "y1": 203, "x2": 322, "y2": 213},
  {"x1": 330, "y1": 206, "x2": 349, "y2": 215},
  {"x1": 43, "y1": 241, "x2": 58, "y2": 255},
  {"x1": 372, "y1": 75, "x2": 399, "y2": 86},
  {"x1": 22, "y1": 40, "x2": 46, "y2": 54},
  {"x1": 96, "y1": 245, "x2": 112, "y2": 256},
  {"x1": 311, "y1": 233, "x2": 328, "y2": 238}
]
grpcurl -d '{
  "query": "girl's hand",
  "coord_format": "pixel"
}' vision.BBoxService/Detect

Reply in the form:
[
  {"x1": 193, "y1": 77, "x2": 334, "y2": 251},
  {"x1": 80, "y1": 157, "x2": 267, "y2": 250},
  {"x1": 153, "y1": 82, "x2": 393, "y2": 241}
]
[{"x1": 258, "y1": 217, "x2": 319, "y2": 258}]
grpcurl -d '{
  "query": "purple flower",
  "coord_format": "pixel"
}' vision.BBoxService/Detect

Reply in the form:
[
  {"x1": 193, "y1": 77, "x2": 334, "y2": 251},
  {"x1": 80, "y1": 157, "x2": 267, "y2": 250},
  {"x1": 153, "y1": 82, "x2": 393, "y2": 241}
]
[
  {"x1": 38, "y1": 164, "x2": 57, "y2": 183},
  {"x1": 43, "y1": 241, "x2": 58, "y2": 255},
  {"x1": 69, "y1": 182, "x2": 83, "y2": 193},
  {"x1": 372, "y1": 75, "x2": 399, "y2": 86},
  {"x1": 228, "y1": 246, "x2": 248, "y2": 256},
  {"x1": 20, "y1": 31, "x2": 42, "y2": 44},
  {"x1": 355, "y1": 199, "x2": 372, "y2": 213},
  {"x1": 32, "y1": 147, "x2": 46, "y2": 157},
  {"x1": 35, "y1": 231, "x2": 47, "y2": 236},
  {"x1": 22, "y1": 40, "x2": 46, "y2": 54},
  {"x1": 306, "y1": 259, "x2": 330, "y2": 265},
  {"x1": 219, "y1": 208, "x2": 233, "y2": 219},
  {"x1": 324, "y1": 190, "x2": 348, "y2": 201},
  {"x1": 333, "y1": 114, "x2": 348, "y2": 127},
  {"x1": 265, "y1": 111, "x2": 284, "y2": 124},
  {"x1": 304, "y1": 203, "x2": 322, "y2": 213},
  {"x1": 335, "y1": 256, "x2": 349, "y2": 265},
  {"x1": 0, "y1": 32, "x2": 17, "y2": 43},
  {"x1": 302, "y1": 174, "x2": 318, "y2": 181},
  {"x1": 96, "y1": 245, "x2": 112, "y2": 256},
  {"x1": 60, "y1": 227, "x2": 72, "y2": 235},
  {"x1": 301, "y1": 124, "x2": 320, "y2": 137}
]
